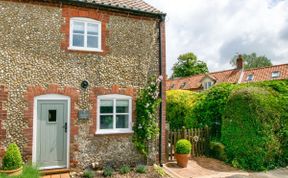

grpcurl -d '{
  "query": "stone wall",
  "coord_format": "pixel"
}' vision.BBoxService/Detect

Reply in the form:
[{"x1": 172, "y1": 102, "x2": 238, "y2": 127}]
[{"x1": 0, "y1": 0, "x2": 161, "y2": 169}]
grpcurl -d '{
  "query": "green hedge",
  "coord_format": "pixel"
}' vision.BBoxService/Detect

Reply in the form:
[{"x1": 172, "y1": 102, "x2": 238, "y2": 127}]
[
  {"x1": 221, "y1": 87, "x2": 282, "y2": 170},
  {"x1": 193, "y1": 83, "x2": 235, "y2": 138},
  {"x1": 166, "y1": 90, "x2": 198, "y2": 130}
]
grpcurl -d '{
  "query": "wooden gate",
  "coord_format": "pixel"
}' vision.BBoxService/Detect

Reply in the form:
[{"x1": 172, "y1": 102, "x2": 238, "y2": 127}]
[{"x1": 166, "y1": 126, "x2": 210, "y2": 161}]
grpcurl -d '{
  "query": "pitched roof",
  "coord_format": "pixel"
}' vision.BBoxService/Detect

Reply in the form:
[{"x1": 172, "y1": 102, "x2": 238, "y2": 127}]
[
  {"x1": 81, "y1": 0, "x2": 162, "y2": 14},
  {"x1": 167, "y1": 64, "x2": 288, "y2": 90},
  {"x1": 241, "y1": 64, "x2": 288, "y2": 83}
]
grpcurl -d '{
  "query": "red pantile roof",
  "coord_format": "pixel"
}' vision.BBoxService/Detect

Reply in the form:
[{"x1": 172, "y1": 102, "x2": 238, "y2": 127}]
[
  {"x1": 167, "y1": 64, "x2": 288, "y2": 90},
  {"x1": 84, "y1": 0, "x2": 162, "y2": 14},
  {"x1": 241, "y1": 64, "x2": 288, "y2": 83}
]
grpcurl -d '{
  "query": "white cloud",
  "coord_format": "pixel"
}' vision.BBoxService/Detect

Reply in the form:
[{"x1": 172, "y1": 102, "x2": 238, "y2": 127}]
[{"x1": 144, "y1": 0, "x2": 288, "y2": 76}]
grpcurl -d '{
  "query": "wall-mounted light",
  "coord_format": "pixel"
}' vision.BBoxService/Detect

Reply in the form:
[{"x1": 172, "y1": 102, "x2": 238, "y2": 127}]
[{"x1": 81, "y1": 80, "x2": 89, "y2": 89}]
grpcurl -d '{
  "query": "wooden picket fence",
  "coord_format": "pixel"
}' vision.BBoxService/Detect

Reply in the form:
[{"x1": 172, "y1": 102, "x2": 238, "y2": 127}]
[{"x1": 166, "y1": 126, "x2": 210, "y2": 161}]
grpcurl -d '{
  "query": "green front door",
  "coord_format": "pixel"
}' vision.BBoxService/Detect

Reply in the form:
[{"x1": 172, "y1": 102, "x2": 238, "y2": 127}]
[{"x1": 37, "y1": 100, "x2": 68, "y2": 168}]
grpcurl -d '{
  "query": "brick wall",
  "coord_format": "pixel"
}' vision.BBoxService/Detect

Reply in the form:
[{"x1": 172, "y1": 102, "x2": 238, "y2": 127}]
[{"x1": 0, "y1": 86, "x2": 8, "y2": 158}]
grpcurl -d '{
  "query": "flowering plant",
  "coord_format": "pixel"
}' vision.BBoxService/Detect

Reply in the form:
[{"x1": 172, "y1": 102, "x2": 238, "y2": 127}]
[{"x1": 133, "y1": 75, "x2": 162, "y2": 156}]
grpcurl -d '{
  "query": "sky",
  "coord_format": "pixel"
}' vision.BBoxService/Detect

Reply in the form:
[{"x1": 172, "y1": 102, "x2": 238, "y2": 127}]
[{"x1": 144, "y1": 0, "x2": 288, "y2": 76}]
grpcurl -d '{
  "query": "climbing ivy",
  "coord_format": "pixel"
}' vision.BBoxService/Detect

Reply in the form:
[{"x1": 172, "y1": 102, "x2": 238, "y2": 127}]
[{"x1": 132, "y1": 76, "x2": 162, "y2": 156}]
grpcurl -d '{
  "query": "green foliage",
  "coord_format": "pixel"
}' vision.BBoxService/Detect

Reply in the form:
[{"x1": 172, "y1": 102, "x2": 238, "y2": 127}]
[
  {"x1": 193, "y1": 83, "x2": 235, "y2": 138},
  {"x1": 103, "y1": 166, "x2": 114, "y2": 177},
  {"x1": 135, "y1": 165, "x2": 147, "y2": 173},
  {"x1": 172, "y1": 52, "x2": 208, "y2": 78},
  {"x1": 119, "y1": 165, "x2": 130, "y2": 174},
  {"x1": 209, "y1": 141, "x2": 227, "y2": 161},
  {"x1": 133, "y1": 76, "x2": 161, "y2": 156},
  {"x1": 167, "y1": 90, "x2": 198, "y2": 129},
  {"x1": 175, "y1": 139, "x2": 192, "y2": 154},
  {"x1": 83, "y1": 170, "x2": 94, "y2": 178},
  {"x1": 0, "y1": 165, "x2": 40, "y2": 178},
  {"x1": 222, "y1": 87, "x2": 282, "y2": 171},
  {"x1": 153, "y1": 164, "x2": 166, "y2": 177},
  {"x1": 230, "y1": 53, "x2": 272, "y2": 69},
  {"x1": 2, "y1": 143, "x2": 23, "y2": 170}
]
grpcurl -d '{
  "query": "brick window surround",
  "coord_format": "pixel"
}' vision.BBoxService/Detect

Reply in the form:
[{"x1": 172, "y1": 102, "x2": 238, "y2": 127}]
[
  {"x1": 61, "y1": 5, "x2": 110, "y2": 55},
  {"x1": 89, "y1": 85, "x2": 137, "y2": 135}
]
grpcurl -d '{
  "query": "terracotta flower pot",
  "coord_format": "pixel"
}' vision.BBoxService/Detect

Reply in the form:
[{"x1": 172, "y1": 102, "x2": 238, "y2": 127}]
[
  {"x1": 0, "y1": 166, "x2": 23, "y2": 176},
  {"x1": 175, "y1": 153, "x2": 190, "y2": 168}
]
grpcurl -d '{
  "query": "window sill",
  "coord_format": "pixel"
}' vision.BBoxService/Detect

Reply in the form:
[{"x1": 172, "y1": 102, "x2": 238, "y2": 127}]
[
  {"x1": 68, "y1": 47, "x2": 103, "y2": 53},
  {"x1": 95, "y1": 130, "x2": 134, "y2": 136}
]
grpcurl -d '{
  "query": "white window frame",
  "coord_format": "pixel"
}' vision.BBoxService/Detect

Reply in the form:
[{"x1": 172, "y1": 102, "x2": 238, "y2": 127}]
[
  {"x1": 204, "y1": 81, "x2": 213, "y2": 90},
  {"x1": 96, "y1": 94, "x2": 133, "y2": 135},
  {"x1": 271, "y1": 71, "x2": 280, "y2": 78},
  {"x1": 69, "y1": 17, "x2": 102, "y2": 52},
  {"x1": 247, "y1": 74, "x2": 254, "y2": 81}
]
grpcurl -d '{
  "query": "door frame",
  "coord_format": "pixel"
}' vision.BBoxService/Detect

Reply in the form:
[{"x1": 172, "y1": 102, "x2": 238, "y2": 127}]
[{"x1": 32, "y1": 94, "x2": 71, "y2": 170}]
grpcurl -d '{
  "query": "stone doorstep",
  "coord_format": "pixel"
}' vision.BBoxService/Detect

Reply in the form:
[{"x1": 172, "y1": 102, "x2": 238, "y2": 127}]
[{"x1": 41, "y1": 168, "x2": 70, "y2": 176}]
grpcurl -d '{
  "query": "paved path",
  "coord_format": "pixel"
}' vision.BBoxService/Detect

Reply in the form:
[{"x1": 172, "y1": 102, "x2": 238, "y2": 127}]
[{"x1": 164, "y1": 157, "x2": 288, "y2": 178}]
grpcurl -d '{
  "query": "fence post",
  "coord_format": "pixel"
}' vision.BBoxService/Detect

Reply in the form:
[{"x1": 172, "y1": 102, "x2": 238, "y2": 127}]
[{"x1": 204, "y1": 125, "x2": 210, "y2": 155}]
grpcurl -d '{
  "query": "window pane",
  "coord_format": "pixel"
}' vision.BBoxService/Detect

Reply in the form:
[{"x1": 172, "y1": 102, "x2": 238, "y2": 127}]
[
  {"x1": 116, "y1": 100, "x2": 129, "y2": 113},
  {"x1": 100, "y1": 100, "x2": 113, "y2": 113},
  {"x1": 116, "y1": 115, "x2": 129, "y2": 128},
  {"x1": 87, "y1": 35, "x2": 98, "y2": 48},
  {"x1": 87, "y1": 23, "x2": 98, "y2": 35},
  {"x1": 73, "y1": 21, "x2": 85, "y2": 34},
  {"x1": 100, "y1": 115, "x2": 113, "y2": 129},
  {"x1": 72, "y1": 34, "x2": 84, "y2": 47},
  {"x1": 48, "y1": 110, "x2": 57, "y2": 122}
]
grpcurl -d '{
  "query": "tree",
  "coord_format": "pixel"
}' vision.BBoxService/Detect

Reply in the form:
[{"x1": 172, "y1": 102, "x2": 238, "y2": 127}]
[
  {"x1": 172, "y1": 52, "x2": 208, "y2": 78},
  {"x1": 230, "y1": 53, "x2": 272, "y2": 69}
]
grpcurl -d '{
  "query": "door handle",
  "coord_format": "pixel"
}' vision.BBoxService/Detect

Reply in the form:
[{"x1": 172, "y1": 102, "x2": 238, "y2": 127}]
[{"x1": 63, "y1": 122, "x2": 67, "y2": 133}]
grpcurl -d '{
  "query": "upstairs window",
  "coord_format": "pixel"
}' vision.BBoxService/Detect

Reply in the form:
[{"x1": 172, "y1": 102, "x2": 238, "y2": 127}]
[
  {"x1": 170, "y1": 84, "x2": 175, "y2": 89},
  {"x1": 247, "y1": 74, "x2": 254, "y2": 81},
  {"x1": 69, "y1": 18, "x2": 101, "y2": 52},
  {"x1": 204, "y1": 81, "x2": 213, "y2": 90},
  {"x1": 271, "y1": 71, "x2": 280, "y2": 78},
  {"x1": 96, "y1": 94, "x2": 132, "y2": 134}
]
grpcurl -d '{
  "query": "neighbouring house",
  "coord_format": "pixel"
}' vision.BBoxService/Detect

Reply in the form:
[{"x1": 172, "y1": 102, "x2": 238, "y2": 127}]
[
  {"x1": 167, "y1": 55, "x2": 288, "y2": 91},
  {"x1": 0, "y1": 0, "x2": 166, "y2": 171}
]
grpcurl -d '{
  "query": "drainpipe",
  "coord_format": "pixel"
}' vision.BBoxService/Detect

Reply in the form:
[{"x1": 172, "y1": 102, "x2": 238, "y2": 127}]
[{"x1": 158, "y1": 14, "x2": 166, "y2": 167}]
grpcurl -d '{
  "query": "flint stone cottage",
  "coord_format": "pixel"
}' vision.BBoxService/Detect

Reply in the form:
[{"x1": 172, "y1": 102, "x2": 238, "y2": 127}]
[{"x1": 0, "y1": 0, "x2": 166, "y2": 170}]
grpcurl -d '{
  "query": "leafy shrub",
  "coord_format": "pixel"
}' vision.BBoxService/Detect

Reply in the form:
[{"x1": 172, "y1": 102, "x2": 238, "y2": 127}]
[
  {"x1": 0, "y1": 165, "x2": 40, "y2": 178},
  {"x1": 135, "y1": 164, "x2": 147, "y2": 173},
  {"x1": 193, "y1": 83, "x2": 235, "y2": 138},
  {"x1": 221, "y1": 87, "x2": 282, "y2": 171},
  {"x1": 103, "y1": 166, "x2": 114, "y2": 177},
  {"x1": 119, "y1": 165, "x2": 130, "y2": 174},
  {"x1": 2, "y1": 143, "x2": 23, "y2": 170},
  {"x1": 209, "y1": 141, "x2": 226, "y2": 161},
  {"x1": 175, "y1": 139, "x2": 192, "y2": 154},
  {"x1": 153, "y1": 164, "x2": 166, "y2": 177},
  {"x1": 133, "y1": 76, "x2": 161, "y2": 155},
  {"x1": 83, "y1": 170, "x2": 94, "y2": 178},
  {"x1": 167, "y1": 90, "x2": 198, "y2": 129}
]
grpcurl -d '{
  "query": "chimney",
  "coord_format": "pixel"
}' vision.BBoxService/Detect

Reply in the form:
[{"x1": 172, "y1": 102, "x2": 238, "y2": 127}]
[{"x1": 236, "y1": 54, "x2": 244, "y2": 69}]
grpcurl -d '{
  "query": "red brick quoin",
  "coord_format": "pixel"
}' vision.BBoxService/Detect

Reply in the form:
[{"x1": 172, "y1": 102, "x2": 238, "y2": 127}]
[
  {"x1": 23, "y1": 84, "x2": 79, "y2": 166},
  {"x1": 61, "y1": 5, "x2": 110, "y2": 55},
  {"x1": 0, "y1": 86, "x2": 8, "y2": 158},
  {"x1": 89, "y1": 85, "x2": 137, "y2": 135}
]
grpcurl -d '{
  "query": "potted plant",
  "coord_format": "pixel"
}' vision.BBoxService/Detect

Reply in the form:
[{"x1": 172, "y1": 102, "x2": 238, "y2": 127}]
[
  {"x1": 0, "y1": 143, "x2": 23, "y2": 176},
  {"x1": 175, "y1": 139, "x2": 192, "y2": 168}
]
